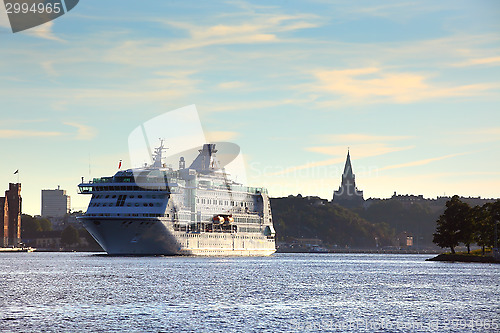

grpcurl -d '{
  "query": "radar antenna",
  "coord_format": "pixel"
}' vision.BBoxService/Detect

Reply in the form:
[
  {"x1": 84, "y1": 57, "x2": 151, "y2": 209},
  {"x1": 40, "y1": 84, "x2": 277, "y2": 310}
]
[{"x1": 152, "y1": 138, "x2": 168, "y2": 168}]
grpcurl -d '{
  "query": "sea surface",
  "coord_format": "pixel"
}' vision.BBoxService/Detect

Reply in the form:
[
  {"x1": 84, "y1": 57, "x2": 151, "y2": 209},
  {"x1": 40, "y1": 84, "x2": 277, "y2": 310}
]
[{"x1": 0, "y1": 253, "x2": 498, "y2": 332}]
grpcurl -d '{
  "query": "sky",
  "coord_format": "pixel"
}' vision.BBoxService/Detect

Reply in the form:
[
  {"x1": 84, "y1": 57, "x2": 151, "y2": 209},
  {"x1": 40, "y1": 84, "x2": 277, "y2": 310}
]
[{"x1": 0, "y1": 0, "x2": 499, "y2": 215}]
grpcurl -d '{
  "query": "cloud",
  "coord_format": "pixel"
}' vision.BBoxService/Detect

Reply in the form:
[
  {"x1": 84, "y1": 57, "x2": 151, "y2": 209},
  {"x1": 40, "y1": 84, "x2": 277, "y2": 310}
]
[
  {"x1": 265, "y1": 156, "x2": 346, "y2": 177},
  {"x1": 161, "y1": 13, "x2": 320, "y2": 51},
  {"x1": 27, "y1": 21, "x2": 62, "y2": 41},
  {"x1": 310, "y1": 67, "x2": 499, "y2": 105},
  {"x1": 447, "y1": 127, "x2": 500, "y2": 145},
  {"x1": 375, "y1": 152, "x2": 469, "y2": 172},
  {"x1": 306, "y1": 143, "x2": 413, "y2": 157},
  {"x1": 205, "y1": 131, "x2": 239, "y2": 142},
  {"x1": 452, "y1": 56, "x2": 500, "y2": 67},
  {"x1": 41, "y1": 61, "x2": 59, "y2": 76},
  {"x1": 268, "y1": 143, "x2": 413, "y2": 177},
  {"x1": 318, "y1": 133, "x2": 413, "y2": 143},
  {"x1": 218, "y1": 81, "x2": 246, "y2": 89},
  {"x1": 64, "y1": 122, "x2": 97, "y2": 140},
  {"x1": 0, "y1": 129, "x2": 63, "y2": 138}
]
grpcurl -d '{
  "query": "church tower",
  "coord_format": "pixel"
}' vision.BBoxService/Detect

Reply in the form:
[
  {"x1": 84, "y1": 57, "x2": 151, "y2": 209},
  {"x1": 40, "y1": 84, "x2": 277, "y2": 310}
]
[{"x1": 333, "y1": 150, "x2": 364, "y2": 206}]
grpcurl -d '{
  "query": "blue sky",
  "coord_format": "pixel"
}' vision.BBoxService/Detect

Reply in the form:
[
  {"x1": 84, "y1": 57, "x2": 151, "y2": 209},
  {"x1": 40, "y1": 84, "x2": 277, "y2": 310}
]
[{"x1": 1, "y1": 0, "x2": 499, "y2": 215}]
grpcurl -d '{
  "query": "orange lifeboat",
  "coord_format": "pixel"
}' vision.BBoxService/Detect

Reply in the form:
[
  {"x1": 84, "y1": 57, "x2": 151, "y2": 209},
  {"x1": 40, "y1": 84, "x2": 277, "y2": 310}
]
[{"x1": 212, "y1": 215, "x2": 224, "y2": 224}]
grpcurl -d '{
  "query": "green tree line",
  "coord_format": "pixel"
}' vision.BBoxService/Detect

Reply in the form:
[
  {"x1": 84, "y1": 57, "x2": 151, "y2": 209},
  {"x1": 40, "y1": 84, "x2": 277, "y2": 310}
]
[
  {"x1": 271, "y1": 196, "x2": 394, "y2": 248},
  {"x1": 433, "y1": 196, "x2": 500, "y2": 254},
  {"x1": 21, "y1": 214, "x2": 102, "y2": 250}
]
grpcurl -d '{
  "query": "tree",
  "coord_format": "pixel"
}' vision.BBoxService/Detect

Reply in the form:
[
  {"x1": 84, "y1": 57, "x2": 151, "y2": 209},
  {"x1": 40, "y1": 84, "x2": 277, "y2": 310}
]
[
  {"x1": 61, "y1": 225, "x2": 80, "y2": 247},
  {"x1": 433, "y1": 196, "x2": 470, "y2": 254},
  {"x1": 21, "y1": 214, "x2": 41, "y2": 234},
  {"x1": 490, "y1": 200, "x2": 500, "y2": 251},
  {"x1": 38, "y1": 218, "x2": 53, "y2": 231},
  {"x1": 472, "y1": 204, "x2": 493, "y2": 255},
  {"x1": 459, "y1": 206, "x2": 475, "y2": 254}
]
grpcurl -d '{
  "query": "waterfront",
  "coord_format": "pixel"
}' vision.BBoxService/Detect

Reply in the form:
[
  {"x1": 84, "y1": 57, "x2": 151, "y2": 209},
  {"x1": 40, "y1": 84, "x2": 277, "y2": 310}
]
[{"x1": 0, "y1": 253, "x2": 498, "y2": 332}]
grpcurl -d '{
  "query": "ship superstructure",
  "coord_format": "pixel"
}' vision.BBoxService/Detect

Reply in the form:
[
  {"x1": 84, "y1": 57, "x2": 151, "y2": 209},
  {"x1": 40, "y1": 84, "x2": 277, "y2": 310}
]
[{"x1": 78, "y1": 142, "x2": 276, "y2": 255}]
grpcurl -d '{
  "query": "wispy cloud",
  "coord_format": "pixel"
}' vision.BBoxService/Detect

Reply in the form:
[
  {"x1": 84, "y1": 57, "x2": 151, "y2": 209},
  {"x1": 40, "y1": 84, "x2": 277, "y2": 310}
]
[
  {"x1": 266, "y1": 156, "x2": 346, "y2": 177},
  {"x1": 309, "y1": 67, "x2": 499, "y2": 106},
  {"x1": 0, "y1": 129, "x2": 63, "y2": 138},
  {"x1": 205, "y1": 131, "x2": 239, "y2": 142},
  {"x1": 159, "y1": 13, "x2": 320, "y2": 51},
  {"x1": 306, "y1": 144, "x2": 413, "y2": 157},
  {"x1": 64, "y1": 122, "x2": 97, "y2": 140},
  {"x1": 375, "y1": 152, "x2": 469, "y2": 172},
  {"x1": 451, "y1": 56, "x2": 500, "y2": 67},
  {"x1": 202, "y1": 97, "x2": 311, "y2": 113},
  {"x1": 318, "y1": 133, "x2": 413, "y2": 143},
  {"x1": 27, "y1": 21, "x2": 63, "y2": 41},
  {"x1": 218, "y1": 81, "x2": 246, "y2": 89},
  {"x1": 269, "y1": 143, "x2": 414, "y2": 177},
  {"x1": 447, "y1": 127, "x2": 500, "y2": 144}
]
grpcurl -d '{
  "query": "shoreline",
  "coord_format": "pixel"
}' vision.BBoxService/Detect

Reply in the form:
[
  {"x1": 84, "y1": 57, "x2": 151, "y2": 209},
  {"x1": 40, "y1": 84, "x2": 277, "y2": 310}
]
[{"x1": 426, "y1": 253, "x2": 500, "y2": 264}]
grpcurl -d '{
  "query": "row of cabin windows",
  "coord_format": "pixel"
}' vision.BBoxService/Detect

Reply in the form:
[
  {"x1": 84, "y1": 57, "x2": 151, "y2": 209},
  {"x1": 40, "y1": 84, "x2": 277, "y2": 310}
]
[
  {"x1": 86, "y1": 213, "x2": 162, "y2": 217},
  {"x1": 91, "y1": 202, "x2": 161, "y2": 207},
  {"x1": 239, "y1": 227, "x2": 262, "y2": 233},
  {"x1": 175, "y1": 231, "x2": 262, "y2": 240},
  {"x1": 94, "y1": 194, "x2": 164, "y2": 199},
  {"x1": 196, "y1": 198, "x2": 254, "y2": 207},
  {"x1": 200, "y1": 190, "x2": 251, "y2": 201},
  {"x1": 91, "y1": 186, "x2": 168, "y2": 191}
]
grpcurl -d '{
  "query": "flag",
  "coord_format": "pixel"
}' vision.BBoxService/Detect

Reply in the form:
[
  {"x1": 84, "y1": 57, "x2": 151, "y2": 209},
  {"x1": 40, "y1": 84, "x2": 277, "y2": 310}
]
[
  {"x1": 14, "y1": 170, "x2": 18, "y2": 174},
  {"x1": 118, "y1": 160, "x2": 122, "y2": 169}
]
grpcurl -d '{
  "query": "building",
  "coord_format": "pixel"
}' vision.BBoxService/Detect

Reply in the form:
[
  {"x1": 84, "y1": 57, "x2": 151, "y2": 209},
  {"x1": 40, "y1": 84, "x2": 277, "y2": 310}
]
[
  {"x1": 333, "y1": 150, "x2": 364, "y2": 206},
  {"x1": 41, "y1": 187, "x2": 71, "y2": 217},
  {"x1": 0, "y1": 183, "x2": 22, "y2": 247},
  {"x1": 0, "y1": 197, "x2": 8, "y2": 247}
]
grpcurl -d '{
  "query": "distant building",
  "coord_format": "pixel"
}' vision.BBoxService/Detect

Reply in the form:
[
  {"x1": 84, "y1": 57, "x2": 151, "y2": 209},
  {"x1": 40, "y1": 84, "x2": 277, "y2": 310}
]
[
  {"x1": 0, "y1": 197, "x2": 8, "y2": 247},
  {"x1": 333, "y1": 150, "x2": 364, "y2": 206},
  {"x1": 41, "y1": 187, "x2": 70, "y2": 217},
  {"x1": 0, "y1": 183, "x2": 22, "y2": 247},
  {"x1": 395, "y1": 231, "x2": 413, "y2": 248}
]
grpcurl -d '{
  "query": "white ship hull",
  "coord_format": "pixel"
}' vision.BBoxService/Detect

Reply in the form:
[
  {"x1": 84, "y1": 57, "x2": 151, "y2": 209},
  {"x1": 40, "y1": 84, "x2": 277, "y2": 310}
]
[{"x1": 82, "y1": 217, "x2": 276, "y2": 256}]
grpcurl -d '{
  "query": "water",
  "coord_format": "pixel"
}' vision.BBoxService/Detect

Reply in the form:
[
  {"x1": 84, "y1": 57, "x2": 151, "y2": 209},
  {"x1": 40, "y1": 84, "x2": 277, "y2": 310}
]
[{"x1": 0, "y1": 253, "x2": 498, "y2": 332}]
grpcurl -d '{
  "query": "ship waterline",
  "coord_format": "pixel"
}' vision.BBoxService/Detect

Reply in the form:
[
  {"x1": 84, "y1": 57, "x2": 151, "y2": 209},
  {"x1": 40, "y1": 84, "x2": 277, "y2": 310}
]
[
  {"x1": 78, "y1": 142, "x2": 276, "y2": 256},
  {"x1": 82, "y1": 218, "x2": 276, "y2": 256}
]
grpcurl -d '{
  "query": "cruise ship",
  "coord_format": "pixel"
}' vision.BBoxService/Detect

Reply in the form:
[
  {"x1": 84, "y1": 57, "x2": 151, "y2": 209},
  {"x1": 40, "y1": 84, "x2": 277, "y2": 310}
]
[{"x1": 77, "y1": 141, "x2": 276, "y2": 255}]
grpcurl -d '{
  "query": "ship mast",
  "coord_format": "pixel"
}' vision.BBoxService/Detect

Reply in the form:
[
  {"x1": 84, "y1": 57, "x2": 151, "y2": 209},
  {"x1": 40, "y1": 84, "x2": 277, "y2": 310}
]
[{"x1": 151, "y1": 139, "x2": 168, "y2": 168}]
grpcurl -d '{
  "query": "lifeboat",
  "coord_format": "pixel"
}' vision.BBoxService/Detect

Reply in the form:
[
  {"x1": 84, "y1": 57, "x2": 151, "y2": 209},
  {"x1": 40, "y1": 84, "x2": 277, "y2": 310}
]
[{"x1": 212, "y1": 215, "x2": 224, "y2": 224}]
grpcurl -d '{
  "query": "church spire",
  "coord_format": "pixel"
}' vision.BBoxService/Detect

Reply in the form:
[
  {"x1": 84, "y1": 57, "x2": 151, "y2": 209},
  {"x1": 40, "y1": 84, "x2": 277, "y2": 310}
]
[
  {"x1": 343, "y1": 149, "x2": 353, "y2": 176},
  {"x1": 333, "y1": 148, "x2": 364, "y2": 206}
]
